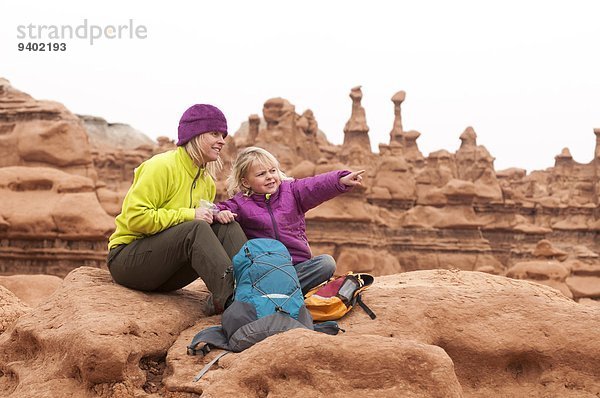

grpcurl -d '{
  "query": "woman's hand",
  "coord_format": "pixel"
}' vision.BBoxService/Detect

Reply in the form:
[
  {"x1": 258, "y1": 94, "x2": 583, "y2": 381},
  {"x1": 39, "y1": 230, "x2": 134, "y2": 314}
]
[
  {"x1": 214, "y1": 210, "x2": 237, "y2": 224},
  {"x1": 195, "y1": 207, "x2": 214, "y2": 224},
  {"x1": 340, "y1": 170, "x2": 365, "y2": 187}
]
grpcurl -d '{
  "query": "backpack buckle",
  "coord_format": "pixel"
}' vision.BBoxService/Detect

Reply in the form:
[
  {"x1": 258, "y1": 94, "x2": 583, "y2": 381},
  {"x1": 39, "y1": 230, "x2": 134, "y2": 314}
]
[
  {"x1": 222, "y1": 266, "x2": 233, "y2": 278},
  {"x1": 275, "y1": 306, "x2": 290, "y2": 315},
  {"x1": 187, "y1": 343, "x2": 211, "y2": 356},
  {"x1": 200, "y1": 344, "x2": 211, "y2": 356}
]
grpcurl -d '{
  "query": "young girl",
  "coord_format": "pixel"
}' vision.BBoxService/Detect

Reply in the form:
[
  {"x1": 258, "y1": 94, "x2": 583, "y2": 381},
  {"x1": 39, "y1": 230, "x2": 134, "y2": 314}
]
[{"x1": 215, "y1": 146, "x2": 364, "y2": 294}]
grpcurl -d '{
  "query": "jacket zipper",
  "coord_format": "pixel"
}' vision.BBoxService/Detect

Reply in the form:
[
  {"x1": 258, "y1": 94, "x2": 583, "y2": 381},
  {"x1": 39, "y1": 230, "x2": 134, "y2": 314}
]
[
  {"x1": 189, "y1": 168, "x2": 201, "y2": 207},
  {"x1": 265, "y1": 196, "x2": 280, "y2": 241}
]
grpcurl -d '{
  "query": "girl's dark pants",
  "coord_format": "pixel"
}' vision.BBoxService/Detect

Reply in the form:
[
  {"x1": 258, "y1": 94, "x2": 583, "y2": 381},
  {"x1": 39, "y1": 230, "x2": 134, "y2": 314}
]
[{"x1": 107, "y1": 220, "x2": 247, "y2": 310}]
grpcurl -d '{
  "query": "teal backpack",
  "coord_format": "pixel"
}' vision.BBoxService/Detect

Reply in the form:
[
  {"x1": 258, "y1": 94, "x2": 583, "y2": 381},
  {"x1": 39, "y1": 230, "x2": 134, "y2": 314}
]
[{"x1": 187, "y1": 239, "x2": 340, "y2": 380}]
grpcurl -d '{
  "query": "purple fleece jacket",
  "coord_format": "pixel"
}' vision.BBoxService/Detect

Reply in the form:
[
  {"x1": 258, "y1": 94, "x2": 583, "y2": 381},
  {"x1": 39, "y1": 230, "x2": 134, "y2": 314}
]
[{"x1": 216, "y1": 170, "x2": 351, "y2": 264}]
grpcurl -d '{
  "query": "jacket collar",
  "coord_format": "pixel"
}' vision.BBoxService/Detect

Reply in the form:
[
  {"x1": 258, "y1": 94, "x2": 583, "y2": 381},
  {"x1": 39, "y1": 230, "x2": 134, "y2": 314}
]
[
  {"x1": 249, "y1": 186, "x2": 281, "y2": 202},
  {"x1": 176, "y1": 146, "x2": 203, "y2": 178}
]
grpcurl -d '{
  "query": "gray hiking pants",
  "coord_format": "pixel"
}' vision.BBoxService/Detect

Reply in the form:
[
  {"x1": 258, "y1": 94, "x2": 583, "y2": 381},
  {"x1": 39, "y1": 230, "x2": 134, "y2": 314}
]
[
  {"x1": 107, "y1": 220, "x2": 247, "y2": 309},
  {"x1": 295, "y1": 254, "x2": 336, "y2": 295}
]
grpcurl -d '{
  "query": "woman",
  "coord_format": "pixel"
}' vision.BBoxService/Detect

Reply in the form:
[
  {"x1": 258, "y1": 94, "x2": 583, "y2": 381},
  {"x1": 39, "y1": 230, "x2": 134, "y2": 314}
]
[{"x1": 107, "y1": 104, "x2": 247, "y2": 313}]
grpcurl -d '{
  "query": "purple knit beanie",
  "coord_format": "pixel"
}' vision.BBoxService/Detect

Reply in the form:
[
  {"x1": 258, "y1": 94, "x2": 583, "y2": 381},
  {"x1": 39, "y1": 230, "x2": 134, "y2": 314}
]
[{"x1": 177, "y1": 104, "x2": 228, "y2": 146}]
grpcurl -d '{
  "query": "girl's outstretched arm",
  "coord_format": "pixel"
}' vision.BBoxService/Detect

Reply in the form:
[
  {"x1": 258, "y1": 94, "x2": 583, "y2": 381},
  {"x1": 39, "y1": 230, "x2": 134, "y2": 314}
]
[{"x1": 291, "y1": 169, "x2": 363, "y2": 213}]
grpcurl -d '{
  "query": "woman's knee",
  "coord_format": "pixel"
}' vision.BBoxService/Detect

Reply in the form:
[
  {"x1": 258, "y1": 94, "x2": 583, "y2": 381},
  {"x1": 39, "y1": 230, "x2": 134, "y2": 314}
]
[
  {"x1": 186, "y1": 220, "x2": 214, "y2": 239},
  {"x1": 212, "y1": 221, "x2": 247, "y2": 256},
  {"x1": 219, "y1": 220, "x2": 244, "y2": 236},
  {"x1": 189, "y1": 219, "x2": 212, "y2": 230}
]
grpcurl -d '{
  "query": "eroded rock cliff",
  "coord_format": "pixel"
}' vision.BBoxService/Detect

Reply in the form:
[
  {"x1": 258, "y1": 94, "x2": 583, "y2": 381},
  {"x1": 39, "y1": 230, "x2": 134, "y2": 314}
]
[{"x1": 0, "y1": 78, "x2": 598, "y2": 303}]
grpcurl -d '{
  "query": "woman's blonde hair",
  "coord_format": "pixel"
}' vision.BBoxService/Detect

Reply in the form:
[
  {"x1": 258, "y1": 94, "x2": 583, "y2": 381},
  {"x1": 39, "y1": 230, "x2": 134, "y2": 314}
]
[
  {"x1": 184, "y1": 134, "x2": 223, "y2": 179},
  {"x1": 226, "y1": 146, "x2": 288, "y2": 197}
]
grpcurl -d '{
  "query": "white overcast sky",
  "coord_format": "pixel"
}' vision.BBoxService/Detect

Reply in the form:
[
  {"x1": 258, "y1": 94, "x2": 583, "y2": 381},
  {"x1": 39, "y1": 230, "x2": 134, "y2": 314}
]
[{"x1": 1, "y1": 0, "x2": 599, "y2": 172}]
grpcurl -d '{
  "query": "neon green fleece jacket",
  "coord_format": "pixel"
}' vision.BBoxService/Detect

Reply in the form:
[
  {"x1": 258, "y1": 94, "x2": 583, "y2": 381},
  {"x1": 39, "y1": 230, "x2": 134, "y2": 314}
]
[{"x1": 108, "y1": 146, "x2": 216, "y2": 249}]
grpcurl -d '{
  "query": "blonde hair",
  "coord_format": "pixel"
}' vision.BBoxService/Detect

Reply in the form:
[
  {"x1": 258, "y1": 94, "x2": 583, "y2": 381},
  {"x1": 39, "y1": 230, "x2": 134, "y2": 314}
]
[
  {"x1": 226, "y1": 146, "x2": 288, "y2": 197},
  {"x1": 184, "y1": 134, "x2": 223, "y2": 179}
]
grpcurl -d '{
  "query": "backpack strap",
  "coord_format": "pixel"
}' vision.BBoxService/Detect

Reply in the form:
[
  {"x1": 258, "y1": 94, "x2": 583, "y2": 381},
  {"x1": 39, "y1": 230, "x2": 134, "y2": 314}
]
[
  {"x1": 193, "y1": 351, "x2": 229, "y2": 382},
  {"x1": 356, "y1": 294, "x2": 377, "y2": 320},
  {"x1": 313, "y1": 320, "x2": 345, "y2": 335}
]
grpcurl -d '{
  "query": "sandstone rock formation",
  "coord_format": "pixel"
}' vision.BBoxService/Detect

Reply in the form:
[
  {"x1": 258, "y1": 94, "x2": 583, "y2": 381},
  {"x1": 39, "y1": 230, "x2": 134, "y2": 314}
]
[
  {"x1": 2, "y1": 77, "x2": 597, "y2": 396},
  {"x1": 0, "y1": 79, "x2": 171, "y2": 276},
  {"x1": 0, "y1": 286, "x2": 29, "y2": 334},
  {"x1": 296, "y1": 89, "x2": 598, "y2": 280},
  {"x1": 0, "y1": 274, "x2": 62, "y2": 306},
  {"x1": 1, "y1": 267, "x2": 600, "y2": 397},
  {"x1": 80, "y1": 114, "x2": 154, "y2": 150},
  {"x1": 218, "y1": 86, "x2": 579, "y2": 283},
  {"x1": 0, "y1": 78, "x2": 598, "y2": 296},
  {"x1": 195, "y1": 331, "x2": 462, "y2": 398},
  {"x1": 339, "y1": 86, "x2": 373, "y2": 166},
  {"x1": 507, "y1": 238, "x2": 600, "y2": 300},
  {"x1": 229, "y1": 97, "x2": 326, "y2": 175},
  {"x1": 0, "y1": 78, "x2": 95, "y2": 178},
  {"x1": 389, "y1": 90, "x2": 406, "y2": 144},
  {"x1": 0, "y1": 166, "x2": 113, "y2": 238},
  {"x1": 82, "y1": 113, "x2": 168, "y2": 205},
  {"x1": 0, "y1": 267, "x2": 210, "y2": 397}
]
